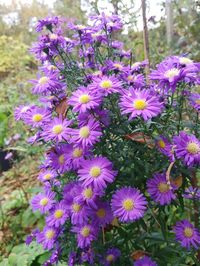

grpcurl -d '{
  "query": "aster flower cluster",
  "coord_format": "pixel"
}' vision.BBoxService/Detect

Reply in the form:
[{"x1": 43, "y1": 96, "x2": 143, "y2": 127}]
[{"x1": 15, "y1": 12, "x2": 200, "y2": 265}]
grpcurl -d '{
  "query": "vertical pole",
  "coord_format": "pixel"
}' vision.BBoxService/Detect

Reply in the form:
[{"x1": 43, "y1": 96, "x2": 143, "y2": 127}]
[
  {"x1": 166, "y1": 0, "x2": 173, "y2": 50},
  {"x1": 141, "y1": 0, "x2": 150, "y2": 79}
]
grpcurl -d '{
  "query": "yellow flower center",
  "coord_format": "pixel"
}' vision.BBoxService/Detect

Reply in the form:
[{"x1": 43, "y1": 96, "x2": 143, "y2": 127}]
[
  {"x1": 39, "y1": 76, "x2": 49, "y2": 85},
  {"x1": 187, "y1": 142, "x2": 200, "y2": 154},
  {"x1": 123, "y1": 199, "x2": 134, "y2": 211},
  {"x1": 47, "y1": 65, "x2": 57, "y2": 71},
  {"x1": 90, "y1": 166, "x2": 101, "y2": 178},
  {"x1": 100, "y1": 80, "x2": 112, "y2": 89},
  {"x1": 40, "y1": 197, "x2": 48, "y2": 206},
  {"x1": 54, "y1": 209, "x2": 64, "y2": 219},
  {"x1": 158, "y1": 182, "x2": 170, "y2": 193},
  {"x1": 21, "y1": 106, "x2": 29, "y2": 113},
  {"x1": 83, "y1": 188, "x2": 93, "y2": 199},
  {"x1": 52, "y1": 124, "x2": 63, "y2": 135},
  {"x1": 179, "y1": 57, "x2": 192, "y2": 64},
  {"x1": 50, "y1": 33, "x2": 58, "y2": 40},
  {"x1": 133, "y1": 99, "x2": 147, "y2": 110},
  {"x1": 79, "y1": 94, "x2": 91, "y2": 104},
  {"x1": 195, "y1": 99, "x2": 200, "y2": 105},
  {"x1": 58, "y1": 154, "x2": 65, "y2": 164},
  {"x1": 91, "y1": 32, "x2": 100, "y2": 38},
  {"x1": 45, "y1": 229, "x2": 55, "y2": 239},
  {"x1": 72, "y1": 203, "x2": 81, "y2": 212},
  {"x1": 127, "y1": 75, "x2": 133, "y2": 81},
  {"x1": 79, "y1": 126, "x2": 90, "y2": 138},
  {"x1": 93, "y1": 70, "x2": 102, "y2": 76},
  {"x1": 81, "y1": 226, "x2": 90, "y2": 237},
  {"x1": 44, "y1": 173, "x2": 52, "y2": 180},
  {"x1": 72, "y1": 147, "x2": 83, "y2": 158},
  {"x1": 113, "y1": 63, "x2": 122, "y2": 69},
  {"x1": 108, "y1": 22, "x2": 114, "y2": 27},
  {"x1": 132, "y1": 62, "x2": 140, "y2": 67},
  {"x1": 164, "y1": 68, "x2": 180, "y2": 79},
  {"x1": 32, "y1": 114, "x2": 43, "y2": 122},
  {"x1": 106, "y1": 254, "x2": 114, "y2": 262},
  {"x1": 77, "y1": 24, "x2": 85, "y2": 30},
  {"x1": 96, "y1": 208, "x2": 106, "y2": 218},
  {"x1": 158, "y1": 140, "x2": 166, "y2": 148},
  {"x1": 184, "y1": 227, "x2": 193, "y2": 238}
]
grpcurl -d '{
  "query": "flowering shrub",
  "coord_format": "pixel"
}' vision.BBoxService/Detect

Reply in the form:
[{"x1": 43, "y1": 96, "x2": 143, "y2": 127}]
[{"x1": 16, "y1": 13, "x2": 200, "y2": 265}]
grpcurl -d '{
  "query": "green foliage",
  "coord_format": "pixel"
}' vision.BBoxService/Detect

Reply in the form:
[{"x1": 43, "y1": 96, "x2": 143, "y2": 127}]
[
  {"x1": 0, "y1": 242, "x2": 48, "y2": 266},
  {"x1": 0, "y1": 36, "x2": 33, "y2": 77}
]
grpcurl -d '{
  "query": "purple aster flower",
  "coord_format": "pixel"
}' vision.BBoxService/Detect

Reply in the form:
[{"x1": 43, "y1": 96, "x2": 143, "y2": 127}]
[
  {"x1": 36, "y1": 226, "x2": 59, "y2": 250},
  {"x1": 183, "y1": 186, "x2": 200, "y2": 200},
  {"x1": 68, "y1": 22, "x2": 90, "y2": 33},
  {"x1": 111, "y1": 40, "x2": 123, "y2": 50},
  {"x1": 25, "y1": 235, "x2": 34, "y2": 246},
  {"x1": 30, "y1": 40, "x2": 49, "y2": 62},
  {"x1": 47, "y1": 144, "x2": 71, "y2": 173},
  {"x1": 43, "y1": 246, "x2": 60, "y2": 266},
  {"x1": 69, "y1": 118, "x2": 102, "y2": 149},
  {"x1": 38, "y1": 169, "x2": 57, "y2": 182},
  {"x1": 155, "y1": 135, "x2": 175, "y2": 162},
  {"x1": 147, "y1": 173, "x2": 176, "y2": 205},
  {"x1": 189, "y1": 93, "x2": 200, "y2": 112},
  {"x1": 89, "y1": 200, "x2": 113, "y2": 227},
  {"x1": 111, "y1": 187, "x2": 147, "y2": 223},
  {"x1": 14, "y1": 105, "x2": 33, "y2": 121},
  {"x1": 46, "y1": 200, "x2": 69, "y2": 227},
  {"x1": 5, "y1": 152, "x2": 13, "y2": 160},
  {"x1": 68, "y1": 251, "x2": 77, "y2": 266},
  {"x1": 40, "y1": 63, "x2": 59, "y2": 75},
  {"x1": 78, "y1": 156, "x2": 117, "y2": 191},
  {"x1": 119, "y1": 88, "x2": 163, "y2": 121},
  {"x1": 63, "y1": 181, "x2": 82, "y2": 204},
  {"x1": 173, "y1": 131, "x2": 200, "y2": 167},
  {"x1": 107, "y1": 60, "x2": 126, "y2": 72},
  {"x1": 64, "y1": 144, "x2": 88, "y2": 170},
  {"x1": 66, "y1": 196, "x2": 89, "y2": 225},
  {"x1": 78, "y1": 108, "x2": 111, "y2": 127},
  {"x1": 173, "y1": 219, "x2": 200, "y2": 250},
  {"x1": 124, "y1": 73, "x2": 145, "y2": 88},
  {"x1": 25, "y1": 229, "x2": 39, "y2": 246},
  {"x1": 150, "y1": 61, "x2": 184, "y2": 90},
  {"x1": 131, "y1": 60, "x2": 148, "y2": 71},
  {"x1": 118, "y1": 49, "x2": 131, "y2": 59},
  {"x1": 89, "y1": 75, "x2": 122, "y2": 96},
  {"x1": 102, "y1": 248, "x2": 121, "y2": 266},
  {"x1": 30, "y1": 73, "x2": 64, "y2": 95},
  {"x1": 35, "y1": 16, "x2": 59, "y2": 32},
  {"x1": 72, "y1": 223, "x2": 98, "y2": 248},
  {"x1": 76, "y1": 186, "x2": 103, "y2": 209},
  {"x1": 80, "y1": 248, "x2": 95, "y2": 265},
  {"x1": 27, "y1": 131, "x2": 41, "y2": 144},
  {"x1": 134, "y1": 256, "x2": 157, "y2": 266},
  {"x1": 23, "y1": 106, "x2": 51, "y2": 128},
  {"x1": 31, "y1": 190, "x2": 55, "y2": 214},
  {"x1": 90, "y1": 12, "x2": 122, "y2": 32},
  {"x1": 68, "y1": 86, "x2": 102, "y2": 113},
  {"x1": 42, "y1": 117, "x2": 72, "y2": 142}
]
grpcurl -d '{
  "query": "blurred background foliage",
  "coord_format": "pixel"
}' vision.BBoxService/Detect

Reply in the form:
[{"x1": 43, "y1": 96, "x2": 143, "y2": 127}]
[{"x1": 0, "y1": 0, "x2": 200, "y2": 264}]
